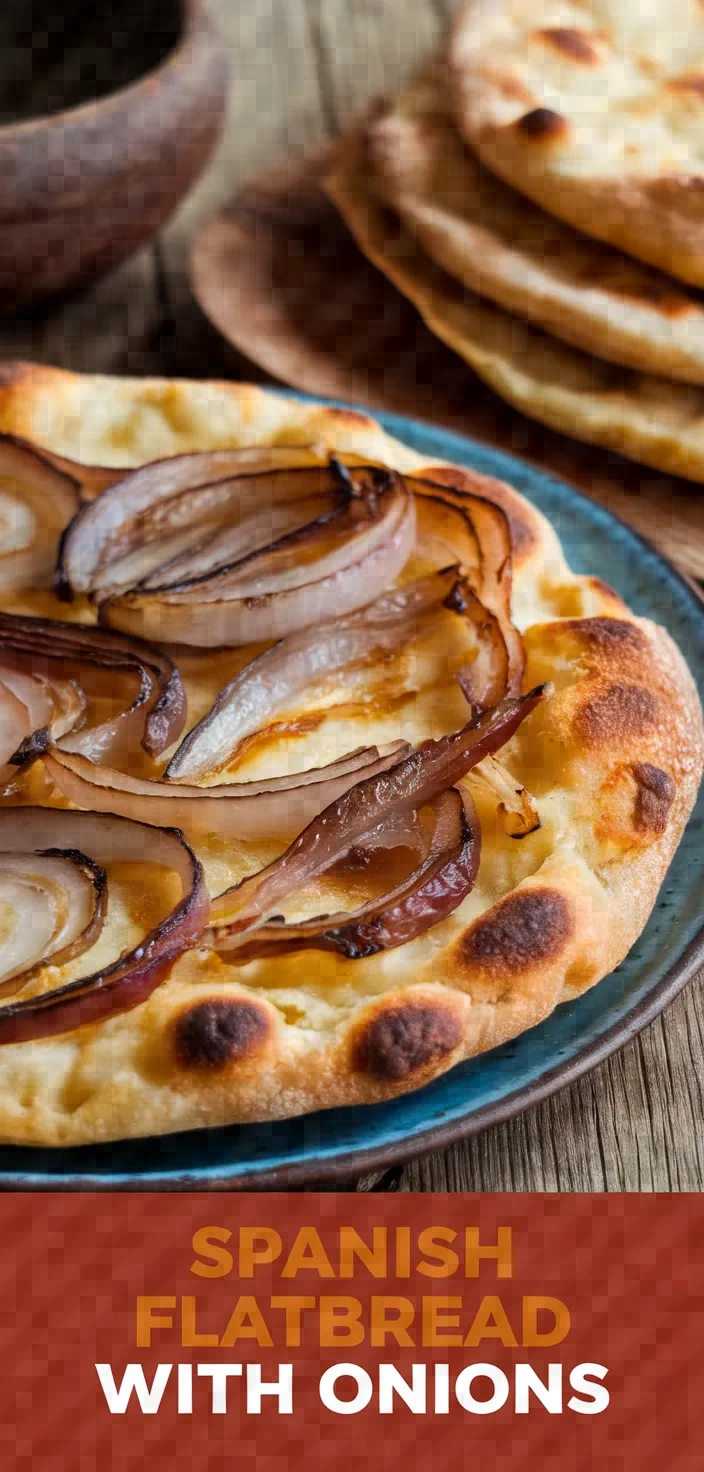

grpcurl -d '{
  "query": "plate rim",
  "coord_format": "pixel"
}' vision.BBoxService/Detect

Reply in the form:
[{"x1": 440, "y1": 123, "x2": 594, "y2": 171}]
[{"x1": 1, "y1": 397, "x2": 703, "y2": 1190}]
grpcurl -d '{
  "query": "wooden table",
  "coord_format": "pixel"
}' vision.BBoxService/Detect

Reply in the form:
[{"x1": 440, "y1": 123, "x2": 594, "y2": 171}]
[{"x1": 2, "y1": 0, "x2": 702, "y2": 1192}]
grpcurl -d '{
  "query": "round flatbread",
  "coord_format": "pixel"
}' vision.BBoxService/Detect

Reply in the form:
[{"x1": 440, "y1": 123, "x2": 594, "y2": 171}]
[
  {"x1": 371, "y1": 66, "x2": 704, "y2": 383},
  {"x1": 450, "y1": 0, "x2": 704, "y2": 288},
  {"x1": 327, "y1": 127, "x2": 704, "y2": 482},
  {"x1": 0, "y1": 364, "x2": 700, "y2": 1146}
]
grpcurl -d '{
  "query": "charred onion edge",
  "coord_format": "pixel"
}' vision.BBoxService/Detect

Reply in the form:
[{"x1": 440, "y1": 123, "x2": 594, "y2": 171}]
[
  {"x1": 214, "y1": 786, "x2": 481, "y2": 961},
  {"x1": 0, "y1": 809, "x2": 207, "y2": 1045},
  {"x1": 0, "y1": 611, "x2": 186, "y2": 758},
  {"x1": 209, "y1": 685, "x2": 548, "y2": 941}
]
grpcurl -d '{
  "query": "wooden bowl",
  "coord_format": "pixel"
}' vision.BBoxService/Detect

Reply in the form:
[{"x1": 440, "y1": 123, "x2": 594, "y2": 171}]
[{"x1": 0, "y1": 0, "x2": 228, "y2": 309}]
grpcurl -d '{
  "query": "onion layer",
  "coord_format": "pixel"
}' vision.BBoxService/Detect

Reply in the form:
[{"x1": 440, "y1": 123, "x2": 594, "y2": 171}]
[
  {"x1": 0, "y1": 849, "x2": 107, "y2": 994},
  {"x1": 43, "y1": 741, "x2": 410, "y2": 842},
  {"x1": 100, "y1": 467, "x2": 416, "y2": 648},
  {"x1": 58, "y1": 454, "x2": 416, "y2": 648},
  {"x1": 0, "y1": 808, "x2": 207, "y2": 1046},
  {"x1": 0, "y1": 611, "x2": 186, "y2": 760},
  {"x1": 215, "y1": 786, "x2": 480, "y2": 961},
  {"x1": 57, "y1": 447, "x2": 331, "y2": 597},
  {"x1": 165, "y1": 566, "x2": 464, "y2": 784},
  {"x1": 469, "y1": 756, "x2": 541, "y2": 839},
  {"x1": 0, "y1": 657, "x2": 85, "y2": 785},
  {"x1": 208, "y1": 686, "x2": 547, "y2": 944},
  {"x1": 412, "y1": 473, "x2": 525, "y2": 701},
  {"x1": 0, "y1": 435, "x2": 81, "y2": 593}
]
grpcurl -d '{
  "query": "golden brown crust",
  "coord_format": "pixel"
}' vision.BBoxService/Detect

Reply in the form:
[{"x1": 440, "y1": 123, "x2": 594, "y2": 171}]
[
  {"x1": 328, "y1": 124, "x2": 704, "y2": 483},
  {"x1": 368, "y1": 68, "x2": 704, "y2": 384},
  {"x1": 0, "y1": 366, "x2": 700, "y2": 1146},
  {"x1": 450, "y1": 0, "x2": 704, "y2": 288}
]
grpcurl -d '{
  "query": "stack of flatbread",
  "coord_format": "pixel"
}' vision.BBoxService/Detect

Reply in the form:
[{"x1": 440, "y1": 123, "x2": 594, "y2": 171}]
[{"x1": 326, "y1": 0, "x2": 704, "y2": 481}]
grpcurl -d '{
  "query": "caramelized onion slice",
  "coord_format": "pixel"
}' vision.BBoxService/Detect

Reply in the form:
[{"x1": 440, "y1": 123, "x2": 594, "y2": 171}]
[
  {"x1": 0, "y1": 658, "x2": 86, "y2": 784},
  {"x1": 0, "y1": 611, "x2": 186, "y2": 760},
  {"x1": 209, "y1": 686, "x2": 547, "y2": 940},
  {"x1": 0, "y1": 434, "x2": 81, "y2": 593},
  {"x1": 99, "y1": 467, "x2": 416, "y2": 648},
  {"x1": 58, "y1": 455, "x2": 416, "y2": 648},
  {"x1": 0, "y1": 849, "x2": 106, "y2": 995},
  {"x1": 444, "y1": 578, "x2": 511, "y2": 713},
  {"x1": 43, "y1": 741, "x2": 411, "y2": 842},
  {"x1": 0, "y1": 808, "x2": 207, "y2": 1046},
  {"x1": 57, "y1": 448, "x2": 330, "y2": 597},
  {"x1": 468, "y1": 756, "x2": 541, "y2": 838},
  {"x1": 412, "y1": 474, "x2": 525, "y2": 699},
  {"x1": 166, "y1": 567, "x2": 462, "y2": 783},
  {"x1": 210, "y1": 787, "x2": 480, "y2": 961}
]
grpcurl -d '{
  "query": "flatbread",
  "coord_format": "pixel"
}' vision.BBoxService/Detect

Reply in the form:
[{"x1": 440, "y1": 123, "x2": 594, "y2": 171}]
[
  {"x1": 371, "y1": 66, "x2": 704, "y2": 383},
  {"x1": 450, "y1": 0, "x2": 704, "y2": 287},
  {"x1": 0, "y1": 364, "x2": 700, "y2": 1146},
  {"x1": 327, "y1": 127, "x2": 704, "y2": 482}
]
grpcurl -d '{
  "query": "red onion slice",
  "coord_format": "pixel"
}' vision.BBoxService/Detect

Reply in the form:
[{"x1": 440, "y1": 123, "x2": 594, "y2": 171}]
[
  {"x1": 0, "y1": 612, "x2": 186, "y2": 760},
  {"x1": 43, "y1": 741, "x2": 411, "y2": 842},
  {"x1": 0, "y1": 660, "x2": 86, "y2": 782},
  {"x1": 57, "y1": 447, "x2": 329, "y2": 598},
  {"x1": 211, "y1": 787, "x2": 480, "y2": 961},
  {"x1": 99, "y1": 468, "x2": 416, "y2": 648},
  {"x1": 0, "y1": 808, "x2": 207, "y2": 1046},
  {"x1": 0, "y1": 849, "x2": 107, "y2": 994},
  {"x1": 412, "y1": 474, "x2": 525, "y2": 698},
  {"x1": 444, "y1": 580, "x2": 510, "y2": 713},
  {"x1": 136, "y1": 492, "x2": 335, "y2": 594},
  {"x1": 469, "y1": 756, "x2": 541, "y2": 838},
  {"x1": 0, "y1": 435, "x2": 81, "y2": 593},
  {"x1": 166, "y1": 567, "x2": 463, "y2": 783},
  {"x1": 209, "y1": 686, "x2": 547, "y2": 939},
  {"x1": 152, "y1": 471, "x2": 406, "y2": 600}
]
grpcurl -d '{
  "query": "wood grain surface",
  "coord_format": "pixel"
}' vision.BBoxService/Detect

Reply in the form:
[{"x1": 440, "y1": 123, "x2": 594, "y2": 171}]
[{"x1": 0, "y1": 0, "x2": 702, "y2": 1191}]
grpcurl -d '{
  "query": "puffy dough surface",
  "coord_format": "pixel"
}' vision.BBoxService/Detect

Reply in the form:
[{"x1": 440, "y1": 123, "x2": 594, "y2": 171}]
[{"x1": 0, "y1": 363, "x2": 700, "y2": 1146}]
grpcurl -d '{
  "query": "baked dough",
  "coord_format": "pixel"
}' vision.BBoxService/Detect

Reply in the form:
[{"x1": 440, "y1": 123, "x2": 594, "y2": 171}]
[
  {"x1": 0, "y1": 364, "x2": 700, "y2": 1146},
  {"x1": 450, "y1": 0, "x2": 704, "y2": 287},
  {"x1": 371, "y1": 66, "x2": 704, "y2": 383},
  {"x1": 327, "y1": 126, "x2": 704, "y2": 483}
]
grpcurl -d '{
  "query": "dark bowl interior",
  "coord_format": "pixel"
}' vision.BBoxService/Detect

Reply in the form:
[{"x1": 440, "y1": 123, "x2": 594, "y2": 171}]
[{"x1": 0, "y1": 0, "x2": 183, "y2": 126}]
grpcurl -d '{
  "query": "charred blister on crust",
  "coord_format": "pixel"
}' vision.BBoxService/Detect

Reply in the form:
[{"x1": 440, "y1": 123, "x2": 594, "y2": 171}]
[
  {"x1": 354, "y1": 1002, "x2": 463, "y2": 1081},
  {"x1": 535, "y1": 27, "x2": 600, "y2": 64},
  {"x1": 632, "y1": 762, "x2": 676, "y2": 833},
  {"x1": 515, "y1": 107, "x2": 569, "y2": 142},
  {"x1": 460, "y1": 888, "x2": 573, "y2": 976},
  {"x1": 576, "y1": 682, "x2": 658, "y2": 745},
  {"x1": 563, "y1": 617, "x2": 647, "y2": 656},
  {"x1": 174, "y1": 998, "x2": 270, "y2": 1070}
]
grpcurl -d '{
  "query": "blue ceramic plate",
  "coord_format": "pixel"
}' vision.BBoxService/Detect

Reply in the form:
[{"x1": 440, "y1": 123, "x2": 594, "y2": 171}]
[{"x1": 2, "y1": 406, "x2": 703, "y2": 1189}]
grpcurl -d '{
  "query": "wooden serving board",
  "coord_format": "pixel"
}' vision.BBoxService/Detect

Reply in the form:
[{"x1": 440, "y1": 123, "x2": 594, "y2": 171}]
[{"x1": 192, "y1": 149, "x2": 704, "y2": 583}]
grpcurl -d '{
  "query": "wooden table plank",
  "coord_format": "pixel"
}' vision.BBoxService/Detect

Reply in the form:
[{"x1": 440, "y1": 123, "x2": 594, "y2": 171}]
[{"x1": 0, "y1": 0, "x2": 701, "y2": 1192}]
